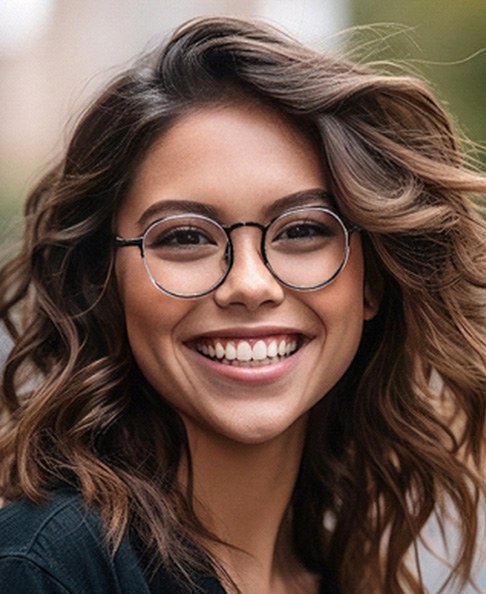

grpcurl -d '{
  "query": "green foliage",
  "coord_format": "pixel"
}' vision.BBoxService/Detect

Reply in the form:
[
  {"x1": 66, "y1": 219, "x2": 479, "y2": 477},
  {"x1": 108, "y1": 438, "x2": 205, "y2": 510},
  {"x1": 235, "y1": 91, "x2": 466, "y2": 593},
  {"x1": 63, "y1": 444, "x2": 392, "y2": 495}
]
[{"x1": 351, "y1": 0, "x2": 486, "y2": 165}]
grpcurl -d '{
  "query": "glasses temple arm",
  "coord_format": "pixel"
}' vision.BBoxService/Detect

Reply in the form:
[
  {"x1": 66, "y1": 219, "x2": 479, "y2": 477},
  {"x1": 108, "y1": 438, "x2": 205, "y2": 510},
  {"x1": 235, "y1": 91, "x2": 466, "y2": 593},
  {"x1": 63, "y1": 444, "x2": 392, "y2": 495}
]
[{"x1": 114, "y1": 236, "x2": 144, "y2": 257}]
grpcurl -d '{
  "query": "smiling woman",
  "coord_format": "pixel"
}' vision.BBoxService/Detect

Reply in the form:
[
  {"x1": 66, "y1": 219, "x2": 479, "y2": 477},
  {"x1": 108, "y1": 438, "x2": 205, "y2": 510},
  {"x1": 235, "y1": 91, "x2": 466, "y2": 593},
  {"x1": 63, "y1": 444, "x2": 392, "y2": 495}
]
[
  {"x1": 114, "y1": 103, "x2": 374, "y2": 447},
  {"x1": 0, "y1": 16, "x2": 485, "y2": 594}
]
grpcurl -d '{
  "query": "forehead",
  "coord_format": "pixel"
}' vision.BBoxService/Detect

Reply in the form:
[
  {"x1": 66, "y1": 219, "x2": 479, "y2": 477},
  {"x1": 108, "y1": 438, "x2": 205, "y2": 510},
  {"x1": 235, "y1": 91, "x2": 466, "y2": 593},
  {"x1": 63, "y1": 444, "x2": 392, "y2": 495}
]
[{"x1": 118, "y1": 102, "x2": 327, "y2": 230}]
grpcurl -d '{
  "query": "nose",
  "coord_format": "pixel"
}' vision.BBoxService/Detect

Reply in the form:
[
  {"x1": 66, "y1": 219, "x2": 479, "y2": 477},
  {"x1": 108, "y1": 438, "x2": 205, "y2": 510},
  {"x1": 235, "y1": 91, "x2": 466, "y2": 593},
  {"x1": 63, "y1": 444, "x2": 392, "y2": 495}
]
[{"x1": 213, "y1": 228, "x2": 285, "y2": 311}]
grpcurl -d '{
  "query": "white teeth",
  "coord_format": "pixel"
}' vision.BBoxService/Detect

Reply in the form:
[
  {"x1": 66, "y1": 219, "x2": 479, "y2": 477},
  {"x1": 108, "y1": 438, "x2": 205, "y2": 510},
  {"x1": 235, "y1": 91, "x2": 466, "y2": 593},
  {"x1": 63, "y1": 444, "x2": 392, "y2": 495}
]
[
  {"x1": 252, "y1": 340, "x2": 267, "y2": 361},
  {"x1": 196, "y1": 336, "x2": 300, "y2": 364},
  {"x1": 215, "y1": 342, "x2": 225, "y2": 359},
  {"x1": 286, "y1": 340, "x2": 297, "y2": 355},
  {"x1": 267, "y1": 340, "x2": 278, "y2": 358},
  {"x1": 225, "y1": 342, "x2": 236, "y2": 361},
  {"x1": 236, "y1": 341, "x2": 252, "y2": 361}
]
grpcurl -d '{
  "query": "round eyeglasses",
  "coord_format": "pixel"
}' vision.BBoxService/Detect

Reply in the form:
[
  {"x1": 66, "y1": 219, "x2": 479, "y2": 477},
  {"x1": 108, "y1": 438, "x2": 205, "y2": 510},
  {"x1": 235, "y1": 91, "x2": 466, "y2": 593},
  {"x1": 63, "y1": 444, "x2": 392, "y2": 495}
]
[{"x1": 115, "y1": 206, "x2": 358, "y2": 299}]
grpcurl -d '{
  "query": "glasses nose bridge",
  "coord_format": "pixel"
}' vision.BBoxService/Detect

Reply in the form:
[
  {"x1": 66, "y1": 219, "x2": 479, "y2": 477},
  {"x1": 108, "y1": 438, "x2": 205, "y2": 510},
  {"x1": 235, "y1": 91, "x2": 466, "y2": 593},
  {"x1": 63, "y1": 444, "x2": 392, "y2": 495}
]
[
  {"x1": 224, "y1": 220, "x2": 267, "y2": 261},
  {"x1": 225, "y1": 220, "x2": 266, "y2": 236}
]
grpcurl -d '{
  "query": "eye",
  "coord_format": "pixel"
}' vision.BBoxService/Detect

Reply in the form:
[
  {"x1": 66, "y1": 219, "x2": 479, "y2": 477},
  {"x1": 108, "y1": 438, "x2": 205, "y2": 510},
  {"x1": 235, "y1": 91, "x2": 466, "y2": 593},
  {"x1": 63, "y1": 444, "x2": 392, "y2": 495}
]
[
  {"x1": 147, "y1": 226, "x2": 217, "y2": 249},
  {"x1": 274, "y1": 221, "x2": 334, "y2": 241}
]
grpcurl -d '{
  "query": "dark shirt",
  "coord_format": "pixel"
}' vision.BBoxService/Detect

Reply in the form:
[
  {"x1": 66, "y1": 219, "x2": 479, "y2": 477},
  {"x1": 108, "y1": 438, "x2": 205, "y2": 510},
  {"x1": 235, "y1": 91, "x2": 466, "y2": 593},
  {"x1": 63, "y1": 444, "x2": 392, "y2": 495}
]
[{"x1": 0, "y1": 492, "x2": 339, "y2": 593}]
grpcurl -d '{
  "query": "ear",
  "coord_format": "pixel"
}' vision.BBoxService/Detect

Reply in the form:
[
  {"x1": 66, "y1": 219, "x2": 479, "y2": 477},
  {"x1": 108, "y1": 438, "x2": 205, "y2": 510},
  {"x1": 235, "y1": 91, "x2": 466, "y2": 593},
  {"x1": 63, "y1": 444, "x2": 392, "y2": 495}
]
[
  {"x1": 363, "y1": 281, "x2": 382, "y2": 321},
  {"x1": 360, "y1": 234, "x2": 384, "y2": 321}
]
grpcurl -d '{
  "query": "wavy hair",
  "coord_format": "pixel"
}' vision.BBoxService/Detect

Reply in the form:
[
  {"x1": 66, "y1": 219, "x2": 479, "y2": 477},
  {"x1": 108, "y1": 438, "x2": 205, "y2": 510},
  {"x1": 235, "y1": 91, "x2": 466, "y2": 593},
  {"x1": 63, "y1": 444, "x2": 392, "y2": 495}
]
[{"x1": 1, "y1": 16, "x2": 485, "y2": 594}]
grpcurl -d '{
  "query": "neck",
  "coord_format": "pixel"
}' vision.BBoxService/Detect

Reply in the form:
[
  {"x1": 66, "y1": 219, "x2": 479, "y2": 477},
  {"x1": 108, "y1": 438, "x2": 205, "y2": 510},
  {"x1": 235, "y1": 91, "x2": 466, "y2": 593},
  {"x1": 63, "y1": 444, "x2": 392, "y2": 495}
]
[{"x1": 179, "y1": 416, "x2": 318, "y2": 593}]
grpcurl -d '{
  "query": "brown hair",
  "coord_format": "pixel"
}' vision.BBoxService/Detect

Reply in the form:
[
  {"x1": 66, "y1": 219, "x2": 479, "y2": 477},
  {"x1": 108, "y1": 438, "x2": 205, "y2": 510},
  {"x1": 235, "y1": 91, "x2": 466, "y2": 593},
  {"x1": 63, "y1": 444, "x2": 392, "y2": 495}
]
[{"x1": 1, "y1": 16, "x2": 485, "y2": 593}]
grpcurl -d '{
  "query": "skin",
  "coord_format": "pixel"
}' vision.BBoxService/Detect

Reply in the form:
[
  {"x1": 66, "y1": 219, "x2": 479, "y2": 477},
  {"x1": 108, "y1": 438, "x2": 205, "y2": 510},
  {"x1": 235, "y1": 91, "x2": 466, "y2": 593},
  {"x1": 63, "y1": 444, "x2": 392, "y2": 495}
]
[{"x1": 115, "y1": 101, "x2": 379, "y2": 593}]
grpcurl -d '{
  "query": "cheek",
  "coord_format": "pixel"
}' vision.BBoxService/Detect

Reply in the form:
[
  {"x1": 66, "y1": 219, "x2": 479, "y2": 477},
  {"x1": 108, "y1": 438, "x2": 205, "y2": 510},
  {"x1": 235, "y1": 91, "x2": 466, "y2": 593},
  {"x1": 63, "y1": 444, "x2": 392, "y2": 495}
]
[
  {"x1": 304, "y1": 242, "x2": 367, "y2": 360},
  {"x1": 314, "y1": 238, "x2": 366, "y2": 322},
  {"x1": 306, "y1": 283, "x2": 365, "y2": 352},
  {"x1": 115, "y1": 255, "x2": 190, "y2": 372}
]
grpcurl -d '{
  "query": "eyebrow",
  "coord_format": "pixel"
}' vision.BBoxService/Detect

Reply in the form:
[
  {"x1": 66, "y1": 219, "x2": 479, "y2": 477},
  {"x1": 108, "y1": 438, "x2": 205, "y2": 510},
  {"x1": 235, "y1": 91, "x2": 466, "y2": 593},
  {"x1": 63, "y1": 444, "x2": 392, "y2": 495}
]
[
  {"x1": 136, "y1": 200, "x2": 220, "y2": 229},
  {"x1": 136, "y1": 188, "x2": 334, "y2": 230},
  {"x1": 263, "y1": 189, "x2": 334, "y2": 219}
]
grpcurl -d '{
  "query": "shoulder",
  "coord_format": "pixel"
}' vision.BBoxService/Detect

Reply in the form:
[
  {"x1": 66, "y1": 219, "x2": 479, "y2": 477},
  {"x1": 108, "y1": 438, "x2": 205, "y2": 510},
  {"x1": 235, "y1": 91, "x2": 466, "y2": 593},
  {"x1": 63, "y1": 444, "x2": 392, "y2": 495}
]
[
  {"x1": 0, "y1": 491, "x2": 103, "y2": 554},
  {"x1": 0, "y1": 491, "x2": 150, "y2": 594}
]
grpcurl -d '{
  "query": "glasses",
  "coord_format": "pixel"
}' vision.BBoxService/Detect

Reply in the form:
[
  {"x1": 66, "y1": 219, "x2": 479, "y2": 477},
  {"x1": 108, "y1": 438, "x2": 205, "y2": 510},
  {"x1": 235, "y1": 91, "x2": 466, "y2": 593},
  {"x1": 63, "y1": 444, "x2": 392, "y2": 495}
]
[{"x1": 115, "y1": 206, "x2": 358, "y2": 299}]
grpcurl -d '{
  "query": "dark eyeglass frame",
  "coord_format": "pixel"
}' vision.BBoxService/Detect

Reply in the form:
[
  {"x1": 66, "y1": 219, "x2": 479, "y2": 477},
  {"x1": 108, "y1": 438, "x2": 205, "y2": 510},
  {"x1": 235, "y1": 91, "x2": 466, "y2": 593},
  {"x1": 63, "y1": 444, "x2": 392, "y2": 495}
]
[{"x1": 115, "y1": 206, "x2": 359, "y2": 299}]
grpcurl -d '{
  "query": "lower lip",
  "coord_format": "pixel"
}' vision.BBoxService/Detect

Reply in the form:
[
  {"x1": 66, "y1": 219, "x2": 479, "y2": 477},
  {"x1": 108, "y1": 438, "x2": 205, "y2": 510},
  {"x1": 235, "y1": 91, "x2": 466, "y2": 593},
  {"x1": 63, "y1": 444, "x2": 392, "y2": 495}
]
[{"x1": 185, "y1": 342, "x2": 308, "y2": 385}]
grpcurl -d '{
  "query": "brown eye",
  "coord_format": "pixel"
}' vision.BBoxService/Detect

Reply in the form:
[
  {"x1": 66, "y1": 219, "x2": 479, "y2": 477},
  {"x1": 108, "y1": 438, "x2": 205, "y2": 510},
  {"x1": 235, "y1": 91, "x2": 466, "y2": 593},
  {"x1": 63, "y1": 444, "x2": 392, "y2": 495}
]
[
  {"x1": 148, "y1": 227, "x2": 216, "y2": 248},
  {"x1": 274, "y1": 222, "x2": 333, "y2": 241}
]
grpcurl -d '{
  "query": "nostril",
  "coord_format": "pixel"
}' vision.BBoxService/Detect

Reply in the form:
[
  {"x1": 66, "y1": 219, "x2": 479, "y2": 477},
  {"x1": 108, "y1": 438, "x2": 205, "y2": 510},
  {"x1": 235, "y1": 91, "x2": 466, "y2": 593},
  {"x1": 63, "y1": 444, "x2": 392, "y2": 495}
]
[{"x1": 213, "y1": 261, "x2": 285, "y2": 310}]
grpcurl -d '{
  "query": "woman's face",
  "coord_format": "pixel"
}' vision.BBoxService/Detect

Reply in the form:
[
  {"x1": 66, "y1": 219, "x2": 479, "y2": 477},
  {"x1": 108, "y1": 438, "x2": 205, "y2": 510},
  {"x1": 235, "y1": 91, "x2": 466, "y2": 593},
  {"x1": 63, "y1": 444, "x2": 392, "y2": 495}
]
[{"x1": 115, "y1": 102, "x2": 379, "y2": 445}]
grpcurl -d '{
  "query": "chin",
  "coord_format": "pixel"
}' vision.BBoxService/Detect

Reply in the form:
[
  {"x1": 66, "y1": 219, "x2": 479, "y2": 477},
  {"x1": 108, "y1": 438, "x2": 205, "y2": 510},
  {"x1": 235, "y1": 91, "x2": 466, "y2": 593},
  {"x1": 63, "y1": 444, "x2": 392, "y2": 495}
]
[{"x1": 202, "y1": 411, "x2": 308, "y2": 446}]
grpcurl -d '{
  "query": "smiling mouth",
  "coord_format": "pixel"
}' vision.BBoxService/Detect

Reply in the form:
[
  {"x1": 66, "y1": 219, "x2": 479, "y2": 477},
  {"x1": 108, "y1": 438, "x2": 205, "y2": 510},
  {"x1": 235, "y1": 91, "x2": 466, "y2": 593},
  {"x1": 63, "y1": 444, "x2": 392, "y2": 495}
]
[{"x1": 190, "y1": 335, "x2": 305, "y2": 367}]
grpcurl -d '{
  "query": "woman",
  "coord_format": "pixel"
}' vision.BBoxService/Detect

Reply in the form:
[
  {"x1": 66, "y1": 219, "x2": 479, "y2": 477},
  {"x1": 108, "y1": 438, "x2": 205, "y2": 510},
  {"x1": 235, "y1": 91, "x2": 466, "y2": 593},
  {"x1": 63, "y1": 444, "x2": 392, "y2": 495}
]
[{"x1": 0, "y1": 16, "x2": 485, "y2": 594}]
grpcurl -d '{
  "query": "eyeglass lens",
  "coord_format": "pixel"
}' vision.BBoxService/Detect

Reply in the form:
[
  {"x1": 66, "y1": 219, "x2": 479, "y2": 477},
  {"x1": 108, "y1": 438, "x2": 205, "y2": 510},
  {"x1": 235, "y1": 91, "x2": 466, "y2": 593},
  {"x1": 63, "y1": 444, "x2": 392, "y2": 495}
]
[{"x1": 142, "y1": 209, "x2": 349, "y2": 297}]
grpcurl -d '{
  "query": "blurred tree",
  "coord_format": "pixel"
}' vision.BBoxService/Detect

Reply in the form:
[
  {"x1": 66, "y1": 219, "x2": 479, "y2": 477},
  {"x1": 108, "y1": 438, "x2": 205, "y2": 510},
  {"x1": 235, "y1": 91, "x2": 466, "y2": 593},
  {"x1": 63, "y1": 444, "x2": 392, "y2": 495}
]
[{"x1": 351, "y1": 0, "x2": 486, "y2": 165}]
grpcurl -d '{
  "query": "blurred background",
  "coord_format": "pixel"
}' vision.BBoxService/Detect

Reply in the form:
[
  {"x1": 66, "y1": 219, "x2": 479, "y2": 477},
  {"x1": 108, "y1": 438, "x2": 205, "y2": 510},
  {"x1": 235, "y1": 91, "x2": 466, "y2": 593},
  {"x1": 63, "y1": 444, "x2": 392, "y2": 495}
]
[{"x1": 0, "y1": 0, "x2": 485, "y2": 247}]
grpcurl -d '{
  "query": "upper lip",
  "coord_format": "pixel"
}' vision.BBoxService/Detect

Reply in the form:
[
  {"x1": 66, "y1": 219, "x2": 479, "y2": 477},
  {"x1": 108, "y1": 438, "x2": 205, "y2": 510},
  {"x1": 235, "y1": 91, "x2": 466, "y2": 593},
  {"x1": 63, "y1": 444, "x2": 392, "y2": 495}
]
[{"x1": 185, "y1": 325, "x2": 314, "y2": 341}]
